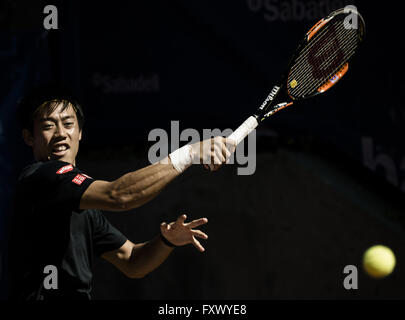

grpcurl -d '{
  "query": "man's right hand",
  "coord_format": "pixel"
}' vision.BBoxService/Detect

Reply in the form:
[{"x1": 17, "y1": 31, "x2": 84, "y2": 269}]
[{"x1": 190, "y1": 137, "x2": 236, "y2": 171}]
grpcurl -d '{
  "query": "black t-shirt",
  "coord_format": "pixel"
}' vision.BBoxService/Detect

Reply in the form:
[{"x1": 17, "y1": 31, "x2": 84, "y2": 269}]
[{"x1": 8, "y1": 160, "x2": 127, "y2": 300}]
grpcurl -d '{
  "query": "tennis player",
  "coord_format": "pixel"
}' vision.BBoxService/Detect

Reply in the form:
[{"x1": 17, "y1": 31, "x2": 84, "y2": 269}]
[{"x1": 8, "y1": 86, "x2": 235, "y2": 300}]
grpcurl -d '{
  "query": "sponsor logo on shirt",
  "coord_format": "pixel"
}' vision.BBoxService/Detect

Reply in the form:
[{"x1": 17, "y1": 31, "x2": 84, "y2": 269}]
[
  {"x1": 56, "y1": 164, "x2": 74, "y2": 174},
  {"x1": 72, "y1": 174, "x2": 87, "y2": 185}
]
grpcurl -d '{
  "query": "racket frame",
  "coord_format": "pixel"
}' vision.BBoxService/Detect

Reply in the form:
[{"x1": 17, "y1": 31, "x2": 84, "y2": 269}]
[
  {"x1": 228, "y1": 7, "x2": 365, "y2": 145},
  {"x1": 255, "y1": 7, "x2": 365, "y2": 123}
]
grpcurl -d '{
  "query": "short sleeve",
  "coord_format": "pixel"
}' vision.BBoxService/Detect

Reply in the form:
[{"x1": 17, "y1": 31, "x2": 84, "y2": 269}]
[
  {"x1": 91, "y1": 211, "x2": 128, "y2": 256},
  {"x1": 22, "y1": 160, "x2": 95, "y2": 213}
]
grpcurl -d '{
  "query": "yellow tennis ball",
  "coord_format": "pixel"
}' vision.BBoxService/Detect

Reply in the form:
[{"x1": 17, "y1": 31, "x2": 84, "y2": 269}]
[{"x1": 363, "y1": 245, "x2": 396, "y2": 279}]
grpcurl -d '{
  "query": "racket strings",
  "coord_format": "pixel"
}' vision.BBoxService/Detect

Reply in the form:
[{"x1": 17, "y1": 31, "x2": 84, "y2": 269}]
[
  {"x1": 288, "y1": 15, "x2": 361, "y2": 98},
  {"x1": 292, "y1": 30, "x2": 358, "y2": 97},
  {"x1": 294, "y1": 42, "x2": 357, "y2": 96},
  {"x1": 295, "y1": 32, "x2": 357, "y2": 95},
  {"x1": 307, "y1": 24, "x2": 356, "y2": 79},
  {"x1": 290, "y1": 22, "x2": 357, "y2": 96},
  {"x1": 290, "y1": 19, "x2": 357, "y2": 94},
  {"x1": 291, "y1": 21, "x2": 338, "y2": 67},
  {"x1": 291, "y1": 35, "x2": 350, "y2": 88},
  {"x1": 291, "y1": 30, "x2": 354, "y2": 81},
  {"x1": 291, "y1": 16, "x2": 355, "y2": 74}
]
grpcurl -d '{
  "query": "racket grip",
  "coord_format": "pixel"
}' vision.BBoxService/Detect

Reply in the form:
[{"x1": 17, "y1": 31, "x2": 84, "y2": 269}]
[{"x1": 228, "y1": 116, "x2": 258, "y2": 145}]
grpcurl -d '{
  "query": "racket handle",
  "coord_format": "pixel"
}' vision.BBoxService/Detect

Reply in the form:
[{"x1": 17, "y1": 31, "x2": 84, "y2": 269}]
[{"x1": 228, "y1": 116, "x2": 259, "y2": 145}]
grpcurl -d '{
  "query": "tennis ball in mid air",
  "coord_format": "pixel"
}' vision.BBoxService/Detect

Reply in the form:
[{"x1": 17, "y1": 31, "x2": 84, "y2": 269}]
[{"x1": 362, "y1": 245, "x2": 396, "y2": 279}]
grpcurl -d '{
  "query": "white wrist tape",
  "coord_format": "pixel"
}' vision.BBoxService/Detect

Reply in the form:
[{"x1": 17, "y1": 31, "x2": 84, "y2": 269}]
[{"x1": 169, "y1": 145, "x2": 193, "y2": 173}]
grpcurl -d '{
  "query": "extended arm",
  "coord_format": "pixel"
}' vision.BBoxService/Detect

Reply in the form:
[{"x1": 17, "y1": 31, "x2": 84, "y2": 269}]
[
  {"x1": 80, "y1": 137, "x2": 235, "y2": 212},
  {"x1": 80, "y1": 159, "x2": 178, "y2": 211}
]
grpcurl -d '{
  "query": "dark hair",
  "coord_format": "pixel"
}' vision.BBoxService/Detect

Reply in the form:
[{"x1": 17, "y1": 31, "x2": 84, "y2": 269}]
[{"x1": 16, "y1": 84, "x2": 85, "y2": 132}]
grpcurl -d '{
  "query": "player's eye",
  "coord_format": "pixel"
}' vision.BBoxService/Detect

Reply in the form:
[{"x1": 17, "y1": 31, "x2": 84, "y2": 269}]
[
  {"x1": 64, "y1": 122, "x2": 74, "y2": 128},
  {"x1": 42, "y1": 123, "x2": 54, "y2": 130}
]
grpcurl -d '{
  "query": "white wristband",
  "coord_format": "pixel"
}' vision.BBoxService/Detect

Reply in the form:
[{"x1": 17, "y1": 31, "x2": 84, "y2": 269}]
[{"x1": 169, "y1": 145, "x2": 193, "y2": 173}]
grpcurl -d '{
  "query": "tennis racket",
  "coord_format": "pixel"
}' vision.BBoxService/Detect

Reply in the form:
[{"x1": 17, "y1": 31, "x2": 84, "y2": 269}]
[{"x1": 228, "y1": 6, "x2": 365, "y2": 145}]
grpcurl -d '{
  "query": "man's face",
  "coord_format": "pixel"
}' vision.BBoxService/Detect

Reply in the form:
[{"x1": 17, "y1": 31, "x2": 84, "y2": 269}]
[{"x1": 24, "y1": 102, "x2": 82, "y2": 165}]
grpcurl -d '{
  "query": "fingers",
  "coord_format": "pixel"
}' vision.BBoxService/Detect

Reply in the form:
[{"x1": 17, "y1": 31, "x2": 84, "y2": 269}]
[
  {"x1": 219, "y1": 138, "x2": 235, "y2": 158},
  {"x1": 214, "y1": 137, "x2": 235, "y2": 165},
  {"x1": 160, "y1": 222, "x2": 168, "y2": 231},
  {"x1": 194, "y1": 136, "x2": 236, "y2": 170},
  {"x1": 226, "y1": 138, "x2": 236, "y2": 153},
  {"x1": 192, "y1": 236, "x2": 205, "y2": 252},
  {"x1": 162, "y1": 215, "x2": 208, "y2": 252},
  {"x1": 224, "y1": 147, "x2": 231, "y2": 162},
  {"x1": 191, "y1": 229, "x2": 208, "y2": 240},
  {"x1": 176, "y1": 214, "x2": 187, "y2": 224},
  {"x1": 187, "y1": 217, "x2": 208, "y2": 228},
  {"x1": 213, "y1": 146, "x2": 226, "y2": 164},
  {"x1": 160, "y1": 222, "x2": 169, "y2": 238},
  {"x1": 200, "y1": 137, "x2": 236, "y2": 169},
  {"x1": 215, "y1": 137, "x2": 233, "y2": 155}
]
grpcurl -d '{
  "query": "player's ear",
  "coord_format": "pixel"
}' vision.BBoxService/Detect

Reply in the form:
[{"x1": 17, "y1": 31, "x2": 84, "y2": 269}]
[
  {"x1": 79, "y1": 129, "x2": 82, "y2": 141},
  {"x1": 22, "y1": 129, "x2": 34, "y2": 147}
]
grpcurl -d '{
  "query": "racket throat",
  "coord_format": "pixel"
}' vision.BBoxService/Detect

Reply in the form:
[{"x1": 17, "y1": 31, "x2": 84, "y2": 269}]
[
  {"x1": 259, "y1": 85, "x2": 281, "y2": 111},
  {"x1": 261, "y1": 102, "x2": 293, "y2": 121}
]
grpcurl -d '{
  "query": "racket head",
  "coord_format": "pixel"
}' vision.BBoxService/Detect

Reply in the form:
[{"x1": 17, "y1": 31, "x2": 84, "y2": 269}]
[{"x1": 286, "y1": 6, "x2": 365, "y2": 100}]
